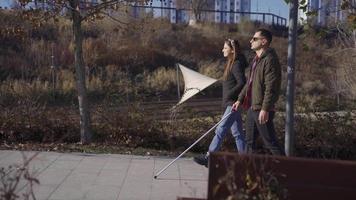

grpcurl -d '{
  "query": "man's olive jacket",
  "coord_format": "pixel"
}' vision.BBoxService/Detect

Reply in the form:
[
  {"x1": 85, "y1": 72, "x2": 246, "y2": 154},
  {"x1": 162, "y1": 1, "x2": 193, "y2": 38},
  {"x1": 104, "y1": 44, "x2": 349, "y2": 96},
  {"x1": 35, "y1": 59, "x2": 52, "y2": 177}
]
[{"x1": 238, "y1": 48, "x2": 281, "y2": 111}]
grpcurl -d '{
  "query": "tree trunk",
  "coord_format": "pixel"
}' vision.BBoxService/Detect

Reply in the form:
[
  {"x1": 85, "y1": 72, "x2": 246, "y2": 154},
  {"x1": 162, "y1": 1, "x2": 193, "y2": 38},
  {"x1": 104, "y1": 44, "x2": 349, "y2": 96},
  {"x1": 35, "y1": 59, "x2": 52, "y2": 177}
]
[
  {"x1": 189, "y1": 10, "x2": 198, "y2": 26},
  {"x1": 70, "y1": 0, "x2": 92, "y2": 144}
]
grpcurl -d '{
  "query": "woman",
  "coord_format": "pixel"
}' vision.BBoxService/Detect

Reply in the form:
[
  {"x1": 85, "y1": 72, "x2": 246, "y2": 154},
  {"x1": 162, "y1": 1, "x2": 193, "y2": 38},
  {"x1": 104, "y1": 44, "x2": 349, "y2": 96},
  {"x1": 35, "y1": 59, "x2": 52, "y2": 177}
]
[{"x1": 194, "y1": 39, "x2": 247, "y2": 167}]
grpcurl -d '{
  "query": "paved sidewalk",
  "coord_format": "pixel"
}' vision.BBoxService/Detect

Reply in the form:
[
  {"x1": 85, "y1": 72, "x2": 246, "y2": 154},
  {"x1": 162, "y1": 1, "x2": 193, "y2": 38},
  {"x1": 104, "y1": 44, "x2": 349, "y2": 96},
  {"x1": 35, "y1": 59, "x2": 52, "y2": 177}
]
[{"x1": 0, "y1": 150, "x2": 208, "y2": 200}]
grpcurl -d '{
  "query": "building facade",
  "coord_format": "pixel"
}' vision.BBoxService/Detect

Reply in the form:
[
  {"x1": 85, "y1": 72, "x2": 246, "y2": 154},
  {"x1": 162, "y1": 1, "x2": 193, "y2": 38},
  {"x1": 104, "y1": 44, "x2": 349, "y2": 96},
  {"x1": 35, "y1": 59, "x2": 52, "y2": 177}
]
[
  {"x1": 149, "y1": 0, "x2": 251, "y2": 24},
  {"x1": 214, "y1": 0, "x2": 251, "y2": 23},
  {"x1": 299, "y1": 0, "x2": 350, "y2": 26}
]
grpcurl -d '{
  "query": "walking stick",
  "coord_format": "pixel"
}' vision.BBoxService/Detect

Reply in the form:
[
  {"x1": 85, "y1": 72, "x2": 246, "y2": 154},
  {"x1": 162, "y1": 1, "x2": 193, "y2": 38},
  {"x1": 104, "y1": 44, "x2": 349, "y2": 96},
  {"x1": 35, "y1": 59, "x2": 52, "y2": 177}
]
[{"x1": 154, "y1": 111, "x2": 234, "y2": 179}]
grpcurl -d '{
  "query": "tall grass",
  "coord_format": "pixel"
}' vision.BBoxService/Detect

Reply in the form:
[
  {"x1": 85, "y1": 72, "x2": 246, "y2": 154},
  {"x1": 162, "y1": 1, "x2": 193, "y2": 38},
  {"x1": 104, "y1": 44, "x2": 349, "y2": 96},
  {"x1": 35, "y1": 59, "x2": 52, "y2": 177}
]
[{"x1": 1, "y1": 13, "x2": 354, "y2": 109}]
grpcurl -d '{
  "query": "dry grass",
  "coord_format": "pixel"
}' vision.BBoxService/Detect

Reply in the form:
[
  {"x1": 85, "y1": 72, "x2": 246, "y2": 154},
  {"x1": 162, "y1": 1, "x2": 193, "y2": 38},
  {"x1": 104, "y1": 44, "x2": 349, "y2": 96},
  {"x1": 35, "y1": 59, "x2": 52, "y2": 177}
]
[{"x1": 1, "y1": 10, "x2": 356, "y2": 158}]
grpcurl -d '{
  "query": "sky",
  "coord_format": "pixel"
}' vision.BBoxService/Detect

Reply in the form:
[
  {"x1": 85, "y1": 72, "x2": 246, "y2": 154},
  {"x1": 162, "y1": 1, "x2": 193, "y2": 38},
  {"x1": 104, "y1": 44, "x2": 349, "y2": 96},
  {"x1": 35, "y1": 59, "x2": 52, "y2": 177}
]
[
  {"x1": 0, "y1": 0, "x2": 12, "y2": 9},
  {"x1": 0, "y1": 0, "x2": 290, "y2": 20},
  {"x1": 251, "y1": 0, "x2": 289, "y2": 20}
]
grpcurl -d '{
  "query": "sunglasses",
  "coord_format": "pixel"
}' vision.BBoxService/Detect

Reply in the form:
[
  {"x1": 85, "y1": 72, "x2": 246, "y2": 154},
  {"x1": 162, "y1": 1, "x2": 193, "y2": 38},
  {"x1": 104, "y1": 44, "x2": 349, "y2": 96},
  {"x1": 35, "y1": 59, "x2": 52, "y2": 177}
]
[{"x1": 251, "y1": 37, "x2": 265, "y2": 41}]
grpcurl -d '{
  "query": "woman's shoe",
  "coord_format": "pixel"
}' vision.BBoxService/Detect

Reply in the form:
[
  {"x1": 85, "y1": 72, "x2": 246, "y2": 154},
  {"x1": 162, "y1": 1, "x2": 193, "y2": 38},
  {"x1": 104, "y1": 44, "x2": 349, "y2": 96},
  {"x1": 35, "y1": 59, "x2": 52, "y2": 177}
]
[{"x1": 193, "y1": 155, "x2": 208, "y2": 168}]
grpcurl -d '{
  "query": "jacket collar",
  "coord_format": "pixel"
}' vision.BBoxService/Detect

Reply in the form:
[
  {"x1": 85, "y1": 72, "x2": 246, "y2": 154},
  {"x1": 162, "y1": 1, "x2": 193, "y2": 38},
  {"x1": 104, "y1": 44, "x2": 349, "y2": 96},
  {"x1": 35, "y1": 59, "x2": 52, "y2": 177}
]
[{"x1": 259, "y1": 47, "x2": 276, "y2": 59}]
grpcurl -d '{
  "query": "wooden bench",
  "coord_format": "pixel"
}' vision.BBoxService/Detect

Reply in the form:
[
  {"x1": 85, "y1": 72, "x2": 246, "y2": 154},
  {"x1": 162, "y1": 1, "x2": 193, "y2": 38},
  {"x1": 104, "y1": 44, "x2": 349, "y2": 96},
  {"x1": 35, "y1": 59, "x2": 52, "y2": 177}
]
[{"x1": 208, "y1": 152, "x2": 356, "y2": 200}]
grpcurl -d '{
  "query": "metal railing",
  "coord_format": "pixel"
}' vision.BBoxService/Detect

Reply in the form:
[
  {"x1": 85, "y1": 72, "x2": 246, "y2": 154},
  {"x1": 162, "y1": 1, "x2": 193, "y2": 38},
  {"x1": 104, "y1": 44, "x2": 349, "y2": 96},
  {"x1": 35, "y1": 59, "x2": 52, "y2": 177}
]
[
  {"x1": 3, "y1": 1, "x2": 286, "y2": 27},
  {"x1": 131, "y1": 5, "x2": 287, "y2": 27}
]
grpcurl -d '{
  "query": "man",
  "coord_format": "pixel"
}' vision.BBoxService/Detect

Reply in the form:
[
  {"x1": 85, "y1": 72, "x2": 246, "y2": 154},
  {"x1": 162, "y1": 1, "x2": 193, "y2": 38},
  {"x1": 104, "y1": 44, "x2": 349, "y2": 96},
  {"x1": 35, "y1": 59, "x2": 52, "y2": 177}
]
[{"x1": 232, "y1": 29, "x2": 284, "y2": 155}]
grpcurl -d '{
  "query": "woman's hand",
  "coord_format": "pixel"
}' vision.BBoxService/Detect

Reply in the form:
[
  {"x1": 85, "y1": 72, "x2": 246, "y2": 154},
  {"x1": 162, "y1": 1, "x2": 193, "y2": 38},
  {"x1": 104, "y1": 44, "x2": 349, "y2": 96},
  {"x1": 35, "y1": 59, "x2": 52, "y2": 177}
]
[{"x1": 232, "y1": 101, "x2": 240, "y2": 111}]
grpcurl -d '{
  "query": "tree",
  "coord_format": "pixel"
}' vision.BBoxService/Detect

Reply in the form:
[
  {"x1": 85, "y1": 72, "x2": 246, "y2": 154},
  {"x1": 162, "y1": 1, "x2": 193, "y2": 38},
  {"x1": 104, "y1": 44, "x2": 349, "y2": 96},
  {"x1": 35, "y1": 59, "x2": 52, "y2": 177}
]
[
  {"x1": 298, "y1": 0, "x2": 355, "y2": 45},
  {"x1": 176, "y1": 0, "x2": 211, "y2": 24},
  {"x1": 302, "y1": 0, "x2": 356, "y2": 101},
  {"x1": 16, "y1": 0, "x2": 149, "y2": 144},
  {"x1": 331, "y1": 0, "x2": 356, "y2": 103},
  {"x1": 340, "y1": 0, "x2": 356, "y2": 47}
]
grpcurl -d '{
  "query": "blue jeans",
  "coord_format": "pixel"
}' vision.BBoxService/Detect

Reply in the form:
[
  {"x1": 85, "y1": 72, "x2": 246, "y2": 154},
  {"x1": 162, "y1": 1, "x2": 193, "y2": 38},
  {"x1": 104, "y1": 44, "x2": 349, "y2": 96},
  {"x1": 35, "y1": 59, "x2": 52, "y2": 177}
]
[{"x1": 208, "y1": 106, "x2": 245, "y2": 153}]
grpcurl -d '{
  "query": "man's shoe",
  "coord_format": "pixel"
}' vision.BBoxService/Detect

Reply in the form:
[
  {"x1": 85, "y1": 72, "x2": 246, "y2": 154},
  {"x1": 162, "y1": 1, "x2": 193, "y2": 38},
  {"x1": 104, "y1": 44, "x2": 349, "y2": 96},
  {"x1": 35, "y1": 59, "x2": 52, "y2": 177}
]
[{"x1": 194, "y1": 155, "x2": 208, "y2": 168}]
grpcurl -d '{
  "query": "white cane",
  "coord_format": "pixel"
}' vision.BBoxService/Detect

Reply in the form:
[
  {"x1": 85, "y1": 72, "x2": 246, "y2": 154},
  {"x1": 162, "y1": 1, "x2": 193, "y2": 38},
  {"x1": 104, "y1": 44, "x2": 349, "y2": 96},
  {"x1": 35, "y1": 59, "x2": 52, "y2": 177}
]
[{"x1": 154, "y1": 110, "x2": 234, "y2": 179}]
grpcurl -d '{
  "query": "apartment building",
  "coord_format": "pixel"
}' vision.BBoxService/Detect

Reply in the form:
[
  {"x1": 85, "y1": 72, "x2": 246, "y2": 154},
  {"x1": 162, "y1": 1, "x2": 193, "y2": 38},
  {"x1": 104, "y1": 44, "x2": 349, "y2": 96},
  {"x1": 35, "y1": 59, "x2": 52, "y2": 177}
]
[
  {"x1": 149, "y1": 0, "x2": 251, "y2": 24},
  {"x1": 215, "y1": 0, "x2": 251, "y2": 23},
  {"x1": 299, "y1": 0, "x2": 351, "y2": 26},
  {"x1": 149, "y1": 0, "x2": 215, "y2": 23}
]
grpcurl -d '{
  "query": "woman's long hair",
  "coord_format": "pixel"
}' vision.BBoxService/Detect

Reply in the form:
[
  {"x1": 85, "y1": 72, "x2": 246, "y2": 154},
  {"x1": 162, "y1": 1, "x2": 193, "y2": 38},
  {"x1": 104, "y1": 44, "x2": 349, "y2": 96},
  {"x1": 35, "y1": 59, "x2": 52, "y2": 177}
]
[{"x1": 223, "y1": 39, "x2": 240, "y2": 80}]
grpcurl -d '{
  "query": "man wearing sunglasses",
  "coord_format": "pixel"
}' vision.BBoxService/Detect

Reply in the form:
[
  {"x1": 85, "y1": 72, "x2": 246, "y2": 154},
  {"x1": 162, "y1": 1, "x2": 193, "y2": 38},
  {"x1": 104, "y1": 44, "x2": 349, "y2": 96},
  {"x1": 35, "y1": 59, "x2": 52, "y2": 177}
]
[{"x1": 232, "y1": 29, "x2": 284, "y2": 155}]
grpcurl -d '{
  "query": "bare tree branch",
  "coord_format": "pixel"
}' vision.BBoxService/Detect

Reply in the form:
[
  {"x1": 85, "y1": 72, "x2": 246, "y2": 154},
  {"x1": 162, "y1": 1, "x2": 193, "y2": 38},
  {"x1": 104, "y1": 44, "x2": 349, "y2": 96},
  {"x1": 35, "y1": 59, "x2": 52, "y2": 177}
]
[{"x1": 100, "y1": 11, "x2": 129, "y2": 26}]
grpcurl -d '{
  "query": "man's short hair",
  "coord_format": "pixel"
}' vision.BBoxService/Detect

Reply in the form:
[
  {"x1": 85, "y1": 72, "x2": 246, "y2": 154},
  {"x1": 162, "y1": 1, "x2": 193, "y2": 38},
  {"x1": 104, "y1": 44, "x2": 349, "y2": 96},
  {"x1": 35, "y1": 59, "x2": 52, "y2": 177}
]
[{"x1": 257, "y1": 28, "x2": 272, "y2": 44}]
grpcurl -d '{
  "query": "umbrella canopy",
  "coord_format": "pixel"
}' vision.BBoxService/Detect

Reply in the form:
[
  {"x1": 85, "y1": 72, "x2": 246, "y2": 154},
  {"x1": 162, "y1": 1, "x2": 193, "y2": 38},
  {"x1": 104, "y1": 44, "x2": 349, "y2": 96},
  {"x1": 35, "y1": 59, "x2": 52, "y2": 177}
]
[{"x1": 175, "y1": 63, "x2": 218, "y2": 107}]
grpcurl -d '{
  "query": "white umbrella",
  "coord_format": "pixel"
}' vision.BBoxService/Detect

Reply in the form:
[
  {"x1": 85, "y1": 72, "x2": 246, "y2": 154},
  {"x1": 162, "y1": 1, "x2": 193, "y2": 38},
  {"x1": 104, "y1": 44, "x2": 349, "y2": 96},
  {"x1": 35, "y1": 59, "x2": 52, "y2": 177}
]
[{"x1": 175, "y1": 63, "x2": 218, "y2": 107}]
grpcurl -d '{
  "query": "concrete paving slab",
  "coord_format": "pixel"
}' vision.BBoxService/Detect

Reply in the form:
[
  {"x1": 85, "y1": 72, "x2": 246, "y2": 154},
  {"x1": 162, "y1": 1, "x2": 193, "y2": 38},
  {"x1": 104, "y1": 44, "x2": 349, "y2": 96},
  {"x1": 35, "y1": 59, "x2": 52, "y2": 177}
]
[
  {"x1": 84, "y1": 185, "x2": 120, "y2": 200},
  {"x1": 179, "y1": 180, "x2": 207, "y2": 198},
  {"x1": 37, "y1": 169, "x2": 73, "y2": 185},
  {"x1": 49, "y1": 182, "x2": 91, "y2": 200},
  {"x1": 0, "y1": 150, "x2": 12, "y2": 160},
  {"x1": 153, "y1": 159, "x2": 180, "y2": 179},
  {"x1": 94, "y1": 170, "x2": 127, "y2": 187},
  {"x1": 178, "y1": 160, "x2": 208, "y2": 181},
  {"x1": 117, "y1": 158, "x2": 155, "y2": 199},
  {"x1": 150, "y1": 179, "x2": 181, "y2": 200},
  {"x1": 101, "y1": 157, "x2": 131, "y2": 171},
  {"x1": 0, "y1": 151, "x2": 38, "y2": 167},
  {"x1": 49, "y1": 159, "x2": 83, "y2": 170},
  {"x1": 32, "y1": 184, "x2": 58, "y2": 200},
  {"x1": 0, "y1": 150, "x2": 208, "y2": 200}
]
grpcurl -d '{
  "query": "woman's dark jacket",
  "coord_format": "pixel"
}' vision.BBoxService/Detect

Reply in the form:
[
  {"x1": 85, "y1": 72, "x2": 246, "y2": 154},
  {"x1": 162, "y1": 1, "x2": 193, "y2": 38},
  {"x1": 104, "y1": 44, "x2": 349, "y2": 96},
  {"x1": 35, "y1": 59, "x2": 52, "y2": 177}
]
[{"x1": 222, "y1": 53, "x2": 248, "y2": 107}]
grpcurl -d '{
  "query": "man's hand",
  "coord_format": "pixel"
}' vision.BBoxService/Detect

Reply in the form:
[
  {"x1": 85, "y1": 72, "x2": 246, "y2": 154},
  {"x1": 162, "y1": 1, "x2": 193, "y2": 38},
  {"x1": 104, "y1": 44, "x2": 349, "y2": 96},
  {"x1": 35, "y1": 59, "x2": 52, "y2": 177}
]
[
  {"x1": 258, "y1": 110, "x2": 269, "y2": 124},
  {"x1": 232, "y1": 101, "x2": 240, "y2": 111}
]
